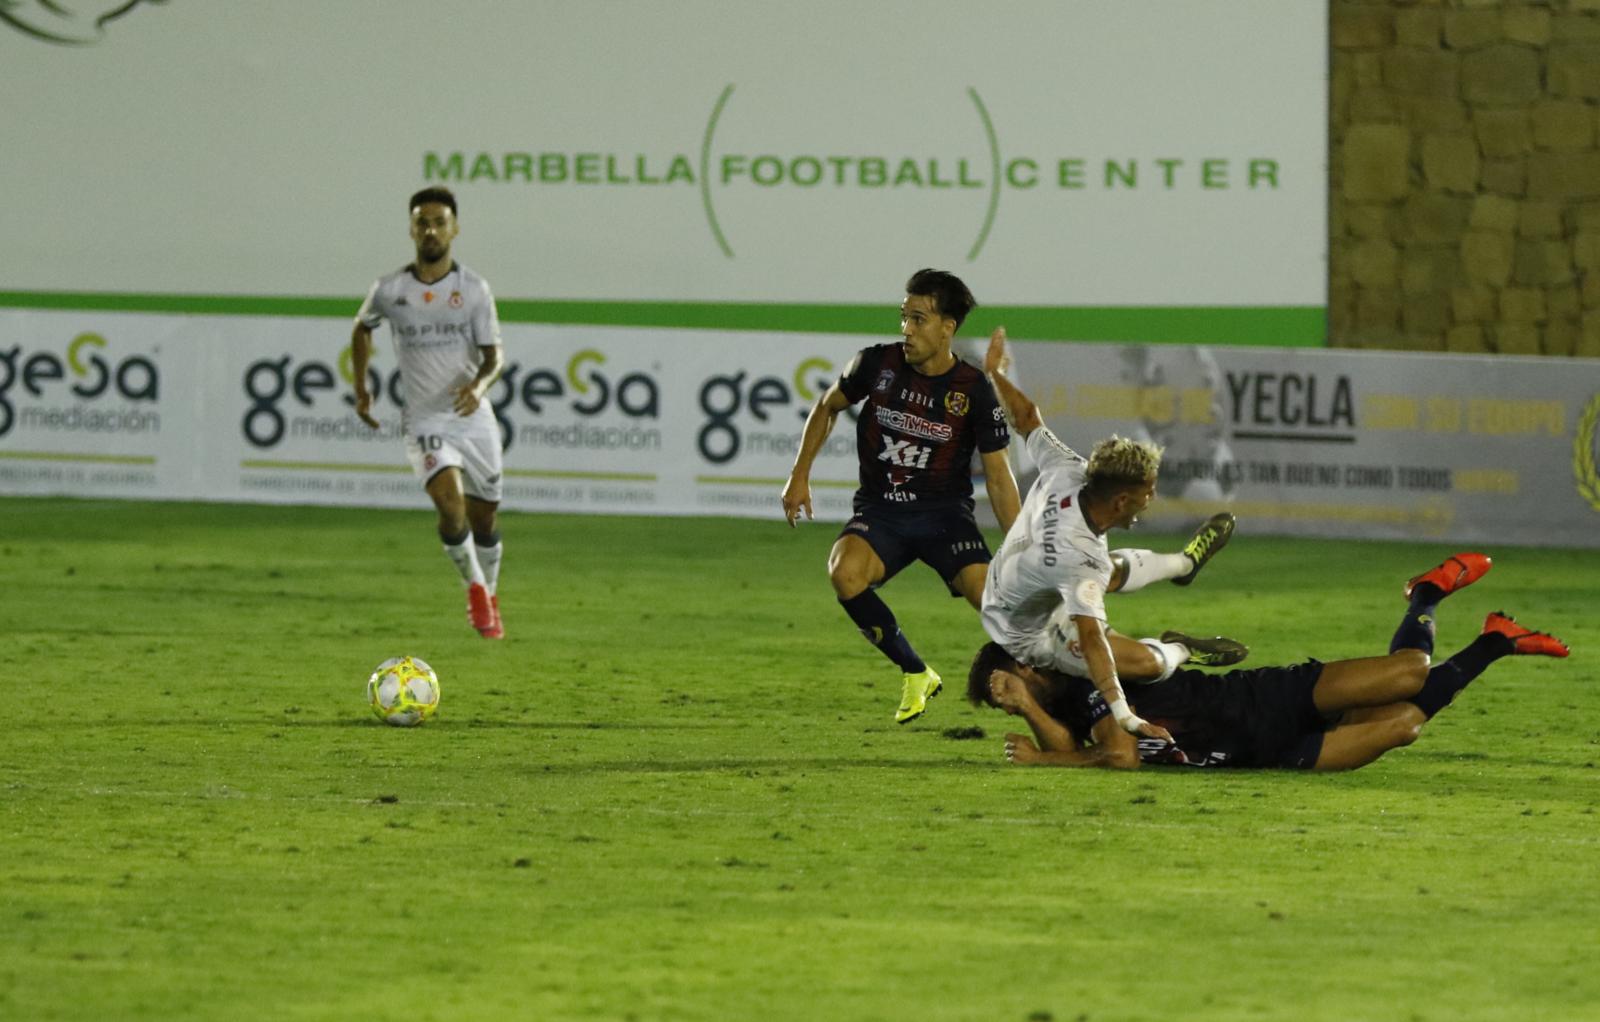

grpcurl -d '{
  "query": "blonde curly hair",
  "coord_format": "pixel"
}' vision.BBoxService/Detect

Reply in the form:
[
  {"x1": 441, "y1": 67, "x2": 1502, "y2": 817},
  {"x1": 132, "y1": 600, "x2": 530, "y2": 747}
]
[{"x1": 1084, "y1": 434, "x2": 1163, "y2": 498}]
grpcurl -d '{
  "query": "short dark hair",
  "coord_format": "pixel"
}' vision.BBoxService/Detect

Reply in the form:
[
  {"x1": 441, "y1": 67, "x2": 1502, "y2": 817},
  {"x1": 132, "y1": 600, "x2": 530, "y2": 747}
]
[
  {"x1": 966, "y1": 641, "x2": 1020, "y2": 707},
  {"x1": 409, "y1": 186, "x2": 457, "y2": 216},
  {"x1": 905, "y1": 268, "x2": 976, "y2": 328},
  {"x1": 968, "y1": 644, "x2": 1093, "y2": 747}
]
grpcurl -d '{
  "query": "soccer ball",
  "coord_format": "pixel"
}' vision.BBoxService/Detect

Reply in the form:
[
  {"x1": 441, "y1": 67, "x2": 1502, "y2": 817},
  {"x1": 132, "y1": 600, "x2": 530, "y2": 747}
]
[{"x1": 366, "y1": 656, "x2": 440, "y2": 727}]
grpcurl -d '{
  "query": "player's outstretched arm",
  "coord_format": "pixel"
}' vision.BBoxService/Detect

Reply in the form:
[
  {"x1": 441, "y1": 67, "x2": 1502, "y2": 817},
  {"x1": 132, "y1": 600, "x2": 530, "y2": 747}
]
[
  {"x1": 983, "y1": 328, "x2": 1043, "y2": 436},
  {"x1": 1004, "y1": 713, "x2": 1140, "y2": 768},
  {"x1": 990, "y1": 669, "x2": 1137, "y2": 768},
  {"x1": 980, "y1": 448, "x2": 1022, "y2": 534},
  {"x1": 1077, "y1": 615, "x2": 1174, "y2": 744},
  {"x1": 349, "y1": 322, "x2": 380, "y2": 429},
  {"x1": 781, "y1": 382, "x2": 851, "y2": 527}
]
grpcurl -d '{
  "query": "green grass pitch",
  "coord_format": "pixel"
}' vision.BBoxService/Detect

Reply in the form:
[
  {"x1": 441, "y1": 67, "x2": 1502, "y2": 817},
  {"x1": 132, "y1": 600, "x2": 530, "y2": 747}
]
[{"x1": 3, "y1": 497, "x2": 1597, "y2": 1021}]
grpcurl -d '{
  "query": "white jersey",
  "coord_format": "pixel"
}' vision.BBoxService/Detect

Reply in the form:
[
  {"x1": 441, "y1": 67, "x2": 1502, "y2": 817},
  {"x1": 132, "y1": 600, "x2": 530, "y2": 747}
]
[
  {"x1": 356, "y1": 262, "x2": 502, "y2": 425},
  {"x1": 980, "y1": 426, "x2": 1114, "y2": 658}
]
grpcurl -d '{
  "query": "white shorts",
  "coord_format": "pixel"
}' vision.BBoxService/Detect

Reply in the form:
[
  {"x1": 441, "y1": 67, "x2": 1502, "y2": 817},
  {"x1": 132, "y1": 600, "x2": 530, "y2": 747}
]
[
  {"x1": 403, "y1": 407, "x2": 504, "y2": 503},
  {"x1": 1010, "y1": 603, "x2": 1093, "y2": 679}
]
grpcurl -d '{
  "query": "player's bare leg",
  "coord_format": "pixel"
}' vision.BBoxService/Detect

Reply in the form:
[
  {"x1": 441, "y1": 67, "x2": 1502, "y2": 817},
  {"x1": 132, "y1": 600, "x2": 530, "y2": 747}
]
[
  {"x1": 426, "y1": 468, "x2": 495, "y2": 637},
  {"x1": 827, "y1": 534, "x2": 886, "y2": 601},
  {"x1": 1312, "y1": 703, "x2": 1426, "y2": 771},
  {"x1": 425, "y1": 466, "x2": 470, "y2": 536},
  {"x1": 950, "y1": 562, "x2": 987, "y2": 610},
  {"x1": 1311, "y1": 651, "x2": 1430, "y2": 715},
  {"x1": 1106, "y1": 633, "x2": 1166, "y2": 682},
  {"x1": 466, "y1": 496, "x2": 504, "y2": 638},
  {"x1": 829, "y1": 535, "x2": 940, "y2": 723}
]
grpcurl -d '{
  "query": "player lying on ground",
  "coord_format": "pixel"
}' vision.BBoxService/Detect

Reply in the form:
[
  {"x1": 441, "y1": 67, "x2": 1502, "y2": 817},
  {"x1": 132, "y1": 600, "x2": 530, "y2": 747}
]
[
  {"x1": 966, "y1": 553, "x2": 1569, "y2": 770},
  {"x1": 979, "y1": 327, "x2": 1239, "y2": 742},
  {"x1": 779, "y1": 274, "x2": 1238, "y2": 725}
]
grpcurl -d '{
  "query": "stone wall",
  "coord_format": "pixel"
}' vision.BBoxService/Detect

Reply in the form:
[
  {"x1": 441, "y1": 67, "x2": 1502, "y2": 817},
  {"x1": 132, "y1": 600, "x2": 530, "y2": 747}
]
[{"x1": 1331, "y1": 0, "x2": 1600, "y2": 357}]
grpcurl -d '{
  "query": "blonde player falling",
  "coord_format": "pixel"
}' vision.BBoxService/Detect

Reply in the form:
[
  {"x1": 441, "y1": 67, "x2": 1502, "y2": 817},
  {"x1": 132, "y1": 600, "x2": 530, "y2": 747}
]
[{"x1": 349, "y1": 186, "x2": 507, "y2": 639}]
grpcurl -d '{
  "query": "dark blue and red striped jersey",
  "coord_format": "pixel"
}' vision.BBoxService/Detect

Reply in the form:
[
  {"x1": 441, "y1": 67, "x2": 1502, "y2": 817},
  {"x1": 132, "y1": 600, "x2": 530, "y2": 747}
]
[
  {"x1": 837, "y1": 343, "x2": 1010, "y2": 513},
  {"x1": 1042, "y1": 670, "x2": 1238, "y2": 767},
  {"x1": 1040, "y1": 662, "x2": 1330, "y2": 769}
]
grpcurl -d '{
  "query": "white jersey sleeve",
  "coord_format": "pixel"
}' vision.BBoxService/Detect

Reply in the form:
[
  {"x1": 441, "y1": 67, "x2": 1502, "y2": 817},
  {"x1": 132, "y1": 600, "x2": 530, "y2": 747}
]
[
  {"x1": 356, "y1": 279, "x2": 388, "y2": 329},
  {"x1": 466, "y1": 275, "x2": 502, "y2": 349},
  {"x1": 1024, "y1": 425, "x2": 1085, "y2": 473}
]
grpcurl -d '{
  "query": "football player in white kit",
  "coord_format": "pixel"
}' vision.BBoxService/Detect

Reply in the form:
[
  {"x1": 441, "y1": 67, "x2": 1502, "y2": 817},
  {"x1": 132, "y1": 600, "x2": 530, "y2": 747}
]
[
  {"x1": 978, "y1": 329, "x2": 1238, "y2": 740},
  {"x1": 350, "y1": 187, "x2": 508, "y2": 639}
]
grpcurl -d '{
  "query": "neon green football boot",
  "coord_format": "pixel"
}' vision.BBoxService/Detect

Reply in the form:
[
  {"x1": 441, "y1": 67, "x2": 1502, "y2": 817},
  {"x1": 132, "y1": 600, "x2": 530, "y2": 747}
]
[
  {"x1": 1172, "y1": 512, "x2": 1236, "y2": 586},
  {"x1": 895, "y1": 666, "x2": 943, "y2": 724}
]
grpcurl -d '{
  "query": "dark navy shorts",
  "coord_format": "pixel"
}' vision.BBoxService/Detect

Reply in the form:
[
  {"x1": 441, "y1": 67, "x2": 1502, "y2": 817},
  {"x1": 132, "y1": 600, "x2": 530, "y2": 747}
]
[
  {"x1": 838, "y1": 504, "x2": 991, "y2": 596},
  {"x1": 1217, "y1": 659, "x2": 1330, "y2": 769}
]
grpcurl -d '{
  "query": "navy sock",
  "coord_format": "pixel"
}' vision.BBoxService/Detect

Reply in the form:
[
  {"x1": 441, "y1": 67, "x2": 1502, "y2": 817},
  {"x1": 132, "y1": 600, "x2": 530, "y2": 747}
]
[
  {"x1": 838, "y1": 591, "x2": 926, "y2": 673},
  {"x1": 1409, "y1": 634, "x2": 1507, "y2": 719},
  {"x1": 1389, "y1": 581, "x2": 1444, "y2": 655}
]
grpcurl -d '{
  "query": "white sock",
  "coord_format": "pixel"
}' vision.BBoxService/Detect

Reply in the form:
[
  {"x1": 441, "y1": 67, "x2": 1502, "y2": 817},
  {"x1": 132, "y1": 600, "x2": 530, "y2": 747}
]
[
  {"x1": 1136, "y1": 638, "x2": 1186, "y2": 682},
  {"x1": 475, "y1": 541, "x2": 502, "y2": 595},
  {"x1": 443, "y1": 535, "x2": 485, "y2": 587},
  {"x1": 1114, "y1": 549, "x2": 1192, "y2": 593}
]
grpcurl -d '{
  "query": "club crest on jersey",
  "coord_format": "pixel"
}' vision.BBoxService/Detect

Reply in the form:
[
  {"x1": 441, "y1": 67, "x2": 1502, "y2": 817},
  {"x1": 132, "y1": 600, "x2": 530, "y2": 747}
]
[
  {"x1": 944, "y1": 391, "x2": 969, "y2": 416},
  {"x1": 874, "y1": 369, "x2": 895, "y2": 393},
  {"x1": 424, "y1": 454, "x2": 438, "y2": 471},
  {"x1": 449, "y1": 291, "x2": 463, "y2": 309}
]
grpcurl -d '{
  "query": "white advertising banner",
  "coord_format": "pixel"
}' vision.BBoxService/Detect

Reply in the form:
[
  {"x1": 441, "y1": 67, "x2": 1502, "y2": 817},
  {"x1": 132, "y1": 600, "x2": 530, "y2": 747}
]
[
  {"x1": 4, "y1": 311, "x2": 1599, "y2": 548},
  {"x1": 2, "y1": 1, "x2": 1325, "y2": 322},
  {"x1": 0, "y1": 310, "x2": 870, "y2": 517},
  {"x1": 1013, "y1": 342, "x2": 1600, "y2": 549}
]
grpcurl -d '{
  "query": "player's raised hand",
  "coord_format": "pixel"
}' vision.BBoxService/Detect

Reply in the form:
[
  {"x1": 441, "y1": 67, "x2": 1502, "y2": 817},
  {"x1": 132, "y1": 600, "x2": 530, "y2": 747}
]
[
  {"x1": 1133, "y1": 718, "x2": 1175, "y2": 744},
  {"x1": 989, "y1": 670, "x2": 1033, "y2": 715},
  {"x1": 452, "y1": 384, "x2": 482, "y2": 417},
  {"x1": 984, "y1": 326, "x2": 1011, "y2": 377},
  {"x1": 354, "y1": 389, "x2": 380, "y2": 429},
  {"x1": 1004, "y1": 732, "x2": 1042, "y2": 764},
  {"x1": 780, "y1": 474, "x2": 813, "y2": 528}
]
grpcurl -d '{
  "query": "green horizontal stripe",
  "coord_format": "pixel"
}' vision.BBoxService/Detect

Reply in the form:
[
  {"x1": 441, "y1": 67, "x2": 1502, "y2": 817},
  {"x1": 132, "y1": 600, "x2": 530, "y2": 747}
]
[
  {"x1": 505, "y1": 468, "x2": 657, "y2": 482},
  {"x1": 0, "y1": 450, "x2": 155, "y2": 465},
  {"x1": 0, "y1": 290, "x2": 1325, "y2": 346}
]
